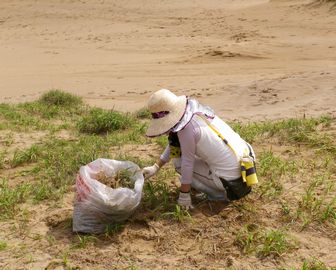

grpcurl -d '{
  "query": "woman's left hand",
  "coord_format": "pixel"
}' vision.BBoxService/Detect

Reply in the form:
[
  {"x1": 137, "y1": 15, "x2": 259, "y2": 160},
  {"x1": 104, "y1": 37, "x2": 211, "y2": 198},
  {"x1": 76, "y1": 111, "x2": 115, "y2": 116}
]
[{"x1": 177, "y1": 192, "x2": 194, "y2": 210}]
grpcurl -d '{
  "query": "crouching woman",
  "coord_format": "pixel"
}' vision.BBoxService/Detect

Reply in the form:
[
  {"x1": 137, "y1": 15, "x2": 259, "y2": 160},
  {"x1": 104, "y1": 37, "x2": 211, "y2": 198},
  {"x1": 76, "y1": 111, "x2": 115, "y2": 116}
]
[{"x1": 143, "y1": 89, "x2": 257, "y2": 210}]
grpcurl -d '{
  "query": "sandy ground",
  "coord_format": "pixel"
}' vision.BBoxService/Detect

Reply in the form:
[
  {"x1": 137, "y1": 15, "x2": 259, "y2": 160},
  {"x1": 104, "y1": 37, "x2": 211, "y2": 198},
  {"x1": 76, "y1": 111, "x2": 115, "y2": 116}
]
[
  {"x1": 0, "y1": 0, "x2": 335, "y2": 120},
  {"x1": 0, "y1": 2, "x2": 336, "y2": 269}
]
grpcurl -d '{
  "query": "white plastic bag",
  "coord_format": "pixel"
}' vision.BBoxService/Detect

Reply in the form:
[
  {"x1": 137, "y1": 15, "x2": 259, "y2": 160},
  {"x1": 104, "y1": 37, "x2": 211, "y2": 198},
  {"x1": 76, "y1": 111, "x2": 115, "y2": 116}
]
[{"x1": 73, "y1": 158, "x2": 144, "y2": 234}]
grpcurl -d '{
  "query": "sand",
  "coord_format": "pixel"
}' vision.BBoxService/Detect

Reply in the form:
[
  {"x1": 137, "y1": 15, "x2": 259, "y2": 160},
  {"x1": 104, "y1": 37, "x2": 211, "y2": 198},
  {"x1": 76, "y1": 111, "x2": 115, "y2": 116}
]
[
  {"x1": 0, "y1": 0, "x2": 335, "y2": 120},
  {"x1": 0, "y1": 1, "x2": 336, "y2": 269}
]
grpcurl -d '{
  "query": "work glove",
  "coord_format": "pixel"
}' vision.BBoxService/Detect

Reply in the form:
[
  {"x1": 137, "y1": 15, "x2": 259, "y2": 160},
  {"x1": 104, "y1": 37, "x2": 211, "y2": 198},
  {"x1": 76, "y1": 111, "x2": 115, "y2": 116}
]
[
  {"x1": 177, "y1": 192, "x2": 194, "y2": 210},
  {"x1": 142, "y1": 163, "x2": 160, "y2": 179}
]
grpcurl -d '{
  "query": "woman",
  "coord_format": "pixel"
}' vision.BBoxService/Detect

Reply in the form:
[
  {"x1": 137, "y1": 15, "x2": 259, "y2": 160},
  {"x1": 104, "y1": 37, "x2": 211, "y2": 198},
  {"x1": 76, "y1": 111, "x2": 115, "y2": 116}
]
[{"x1": 143, "y1": 89, "x2": 257, "y2": 210}]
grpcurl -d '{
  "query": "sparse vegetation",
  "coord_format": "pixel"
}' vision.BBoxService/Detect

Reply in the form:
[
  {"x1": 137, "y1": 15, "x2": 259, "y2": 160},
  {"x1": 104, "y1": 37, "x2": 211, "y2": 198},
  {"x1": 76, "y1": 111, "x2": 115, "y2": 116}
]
[
  {"x1": 0, "y1": 180, "x2": 31, "y2": 219},
  {"x1": 162, "y1": 205, "x2": 192, "y2": 222},
  {"x1": 0, "y1": 94, "x2": 335, "y2": 269},
  {"x1": 0, "y1": 240, "x2": 7, "y2": 251},
  {"x1": 257, "y1": 150, "x2": 297, "y2": 198},
  {"x1": 235, "y1": 226, "x2": 297, "y2": 257},
  {"x1": 72, "y1": 234, "x2": 98, "y2": 249},
  {"x1": 143, "y1": 180, "x2": 175, "y2": 212},
  {"x1": 301, "y1": 258, "x2": 335, "y2": 270},
  {"x1": 11, "y1": 144, "x2": 41, "y2": 168}
]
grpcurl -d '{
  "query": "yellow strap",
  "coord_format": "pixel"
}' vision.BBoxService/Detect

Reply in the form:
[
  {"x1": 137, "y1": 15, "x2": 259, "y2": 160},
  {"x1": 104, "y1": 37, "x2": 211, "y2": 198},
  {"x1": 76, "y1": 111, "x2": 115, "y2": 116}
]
[
  {"x1": 197, "y1": 115, "x2": 239, "y2": 158},
  {"x1": 197, "y1": 115, "x2": 258, "y2": 186}
]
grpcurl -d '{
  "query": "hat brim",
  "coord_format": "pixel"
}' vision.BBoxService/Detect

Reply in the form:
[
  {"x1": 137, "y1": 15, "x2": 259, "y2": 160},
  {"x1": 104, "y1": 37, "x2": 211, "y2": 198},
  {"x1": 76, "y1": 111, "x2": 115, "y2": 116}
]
[{"x1": 146, "y1": 95, "x2": 187, "y2": 137}]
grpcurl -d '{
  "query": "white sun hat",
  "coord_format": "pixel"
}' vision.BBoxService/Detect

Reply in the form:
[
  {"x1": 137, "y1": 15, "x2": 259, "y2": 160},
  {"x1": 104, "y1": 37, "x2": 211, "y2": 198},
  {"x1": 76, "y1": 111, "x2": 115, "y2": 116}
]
[{"x1": 146, "y1": 89, "x2": 187, "y2": 137}]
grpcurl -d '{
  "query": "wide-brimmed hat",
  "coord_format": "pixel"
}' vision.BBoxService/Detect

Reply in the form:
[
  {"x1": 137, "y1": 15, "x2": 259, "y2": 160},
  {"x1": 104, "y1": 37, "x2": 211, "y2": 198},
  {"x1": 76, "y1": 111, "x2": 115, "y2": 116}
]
[{"x1": 146, "y1": 89, "x2": 187, "y2": 137}]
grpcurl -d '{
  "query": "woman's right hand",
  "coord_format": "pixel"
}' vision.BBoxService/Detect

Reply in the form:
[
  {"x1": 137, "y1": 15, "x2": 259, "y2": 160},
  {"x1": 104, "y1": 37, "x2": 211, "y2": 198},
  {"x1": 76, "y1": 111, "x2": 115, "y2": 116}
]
[{"x1": 142, "y1": 163, "x2": 160, "y2": 179}]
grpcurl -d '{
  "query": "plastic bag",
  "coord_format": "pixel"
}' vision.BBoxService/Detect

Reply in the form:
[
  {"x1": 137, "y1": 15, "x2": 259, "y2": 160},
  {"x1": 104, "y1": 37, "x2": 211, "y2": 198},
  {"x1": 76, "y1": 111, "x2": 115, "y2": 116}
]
[{"x1": 73, "y1": 158, "x2": 144, "y2": 234}]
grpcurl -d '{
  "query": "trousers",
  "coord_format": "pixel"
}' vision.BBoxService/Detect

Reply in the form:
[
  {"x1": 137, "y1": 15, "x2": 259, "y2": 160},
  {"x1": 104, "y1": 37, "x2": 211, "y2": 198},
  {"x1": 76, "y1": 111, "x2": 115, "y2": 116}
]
[{"x1": 173, "y1": 157, "x2": 251, "y2": 201}]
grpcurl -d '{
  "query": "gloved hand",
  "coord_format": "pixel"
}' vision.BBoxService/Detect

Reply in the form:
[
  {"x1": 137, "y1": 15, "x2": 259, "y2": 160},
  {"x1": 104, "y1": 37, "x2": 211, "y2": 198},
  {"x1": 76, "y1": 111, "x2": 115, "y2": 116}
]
[
  {"x1": 142, "y1": 163, "x2": 160, "y2": 179},
  {"x1": 177, "y1": 192, "x2": 194, "y2": 210}
]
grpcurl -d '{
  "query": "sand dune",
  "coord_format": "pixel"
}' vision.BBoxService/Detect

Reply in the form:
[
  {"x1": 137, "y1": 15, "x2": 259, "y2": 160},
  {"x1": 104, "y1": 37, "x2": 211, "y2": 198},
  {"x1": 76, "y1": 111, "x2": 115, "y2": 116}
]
[{"x1": 0, "y1": 0, "x2": 335, "y2": 120}]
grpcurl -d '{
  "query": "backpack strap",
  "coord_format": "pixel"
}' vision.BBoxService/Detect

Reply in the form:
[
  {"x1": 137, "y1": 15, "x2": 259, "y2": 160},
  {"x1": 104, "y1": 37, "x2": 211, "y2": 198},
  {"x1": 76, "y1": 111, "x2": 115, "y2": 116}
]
[
  {"x1": 196, "y1": 114, "x2": 239, "y2": 158},
  {"x1": 196, "y1": 114, "x2": 258, "y2": 186}
]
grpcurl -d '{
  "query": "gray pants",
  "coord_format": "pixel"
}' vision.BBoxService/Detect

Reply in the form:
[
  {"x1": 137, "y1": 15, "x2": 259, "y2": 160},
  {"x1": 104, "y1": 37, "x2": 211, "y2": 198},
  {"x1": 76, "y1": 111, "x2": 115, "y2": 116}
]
[{"x1": 173, "y1": 157, "x2": 228, "y2": 201}]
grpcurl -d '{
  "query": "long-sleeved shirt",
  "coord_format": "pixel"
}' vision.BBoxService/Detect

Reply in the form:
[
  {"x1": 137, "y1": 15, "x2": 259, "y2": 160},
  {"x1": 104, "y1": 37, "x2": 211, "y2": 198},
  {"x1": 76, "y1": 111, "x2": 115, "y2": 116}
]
[{"x1": 160, "y1": 117, "x2": 201, "y2": 184}]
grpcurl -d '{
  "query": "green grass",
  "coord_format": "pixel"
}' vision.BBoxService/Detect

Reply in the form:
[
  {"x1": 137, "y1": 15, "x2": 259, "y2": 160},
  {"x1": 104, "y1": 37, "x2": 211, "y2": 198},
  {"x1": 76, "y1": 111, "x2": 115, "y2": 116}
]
[
  {"x1": 142, "y1": 180, "x2": 176, "y2": 212},
  {"x1": 258, "y1": 229, "x2": 297, "y2": 257},
  {"x1": 258, "y1": 150, "x2": 298, "y2": 177},
  {"x1": 77, "y1": 107, "x2": 135, "y2": 134},
  {"x1": 19, "y1": 101, "x2": 85, "y2": 120},
  {"x1": 301, "y1": 258, "x2": 336, "y2": 270},
  {"x1": 19, "y1": 90, "x2": 86, "y2": 121},
  {"x1": 161, "y1": 205, "x2": 192, "y2": 223},
  {"x1": 32, "y1": 180, "x2": 57, "y2": 202},
  {"x1": 235, "y1": 226, "x2": 297, "y2": 257},
  {"x1": 154, "y1": 135, "x2": 168, "y2": 150},
  {"x1": 1, "y1": 91, "x2": 336, "y2": 270},
  {"x1": 231, "y1": 116, "x2": 333, "y2": 148},
  {"x1": 38, "y1": 136, "x2": 110, "y2": 188},
  {"x1": 39, "y1": 90, "x2": 83, "y2": 107},
  {"x1": 0, "y1": 179, "x2": 31, "y2": 219},
  {"x1": 11, "y1": 145, "x2": 41, "y2": 168},
  {"x1": 257, "y1": 150, "x2": 297, "y2": 198},
  {"x1": 72, "y1": 234, "x2": 98, "y2": 249},
  {"x1": 104, "y1": 223, "x2": 125, "y2": 238},
  {"x1": 0, "y1": 151, "x2": 6, "y2": 169},
  {"x1": 0, "y1": 103, "x2": 52, "y2": 131},
  {"x1": 295, "y1": 173, "x2": 336, "y2": 227},
  {"x1": 134, "y1": 107, "x2": 151, "y2": 119},
  {"x1": 0, "y1": 240, "x2": 7, "y2": 251}
]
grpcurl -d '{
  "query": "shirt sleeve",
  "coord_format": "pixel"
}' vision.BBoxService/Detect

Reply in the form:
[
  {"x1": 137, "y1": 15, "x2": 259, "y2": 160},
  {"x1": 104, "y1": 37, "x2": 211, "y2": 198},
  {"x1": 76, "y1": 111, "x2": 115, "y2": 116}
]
[
  {"x1": 177, "y1": 122, "x2": 197, "y2": 185},
  {"x1": 160, "y1": 144, "x2": 170, "y2": 164}
]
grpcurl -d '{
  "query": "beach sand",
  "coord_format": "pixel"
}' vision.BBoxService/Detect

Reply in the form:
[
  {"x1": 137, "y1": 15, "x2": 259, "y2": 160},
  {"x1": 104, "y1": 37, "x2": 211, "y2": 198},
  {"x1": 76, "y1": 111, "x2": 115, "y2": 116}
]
[
  {"x1": 0, "y1": 0, "x2": 335, "y2": 120},
  {"x1": 0, "y1": 1, "x2": 336, "y2": 269}
]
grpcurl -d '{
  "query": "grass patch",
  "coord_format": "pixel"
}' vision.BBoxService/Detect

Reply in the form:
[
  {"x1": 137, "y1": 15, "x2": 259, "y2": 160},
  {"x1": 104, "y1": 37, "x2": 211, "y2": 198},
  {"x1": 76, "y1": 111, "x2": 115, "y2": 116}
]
[
  {"x1": 38, "y1": 136, "x2": 110, "y2": 189},
  {"x1": 231, "y1": 115, "x2": 333, "y2": 149},
  {"x1": 135, "y1": 107, "x2": 151, "y2": 119},
  {"x1": 257, "y1": 150, "x2": 297, "y2": 198},
  {"x1": 39, "y1": 90, "x2": 82, "y2": 107},
  {"x1": 11, "y1": 145, "x2": 41, "y2": 168},
  {"x1": 32, "y1": 181, "x2": 58, "y2": 202},
  {"x1": 142, "y1": 180, "x2": 176, "y2": 212},
  {"x1": 0, "y1": 179, "x2": 31, "y2": 220},
  {"x1": 296, "y1": 174, "x2": 336, "y2": 227},
  {"x1": 0, "y1": 241, "x2": 7, "y2": 251},
  {"x1": 301, "y1": 258, "x2": 335, "y2": 270},
  {"x1": 19, "y1": 90, "x2": 86, "y2": 120},
  {"x1": 235, "y1": 226, "x2": 297, "y2": 257},
  {"x1": 1, "y1": 90, "x2": 336, "y2": 268},
  {"x1": 72, "y1": 234, "x2": 98, "y2": 249},
  {"x1": 161, "y1": 205, "x2": 192, "y2": 222},
  {"x1": 258, "y1": 150, "x2": 297, "y2": 178},
  {"x1": 104, "y1": 223, "x2": 125, "y2": 238},
  {"x1": 154, "y1": 135, "x2": 168, "y2": 150},
  {"x1": 0, "y1": 103, "x2": 51, "y2": 131},
  {"x1": 0, "y1": 151, "x2": 6, "y2": 169},
  {"x1": 77, "y1": 108, "x2": 135, "y2": 134}
]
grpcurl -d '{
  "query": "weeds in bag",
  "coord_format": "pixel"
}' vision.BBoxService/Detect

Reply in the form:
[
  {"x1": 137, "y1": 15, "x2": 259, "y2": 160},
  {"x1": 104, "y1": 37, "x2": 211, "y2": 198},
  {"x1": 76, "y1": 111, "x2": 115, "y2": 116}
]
[{"x1": 96, "y1": 168, "x2": 134, "y2": 189}]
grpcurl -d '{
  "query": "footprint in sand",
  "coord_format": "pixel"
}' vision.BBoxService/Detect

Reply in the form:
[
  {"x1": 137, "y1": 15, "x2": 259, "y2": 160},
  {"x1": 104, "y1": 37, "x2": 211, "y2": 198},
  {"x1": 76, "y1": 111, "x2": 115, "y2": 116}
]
[{"x1": 259, "y1": 87, "x2": 280, "y2": 104}]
